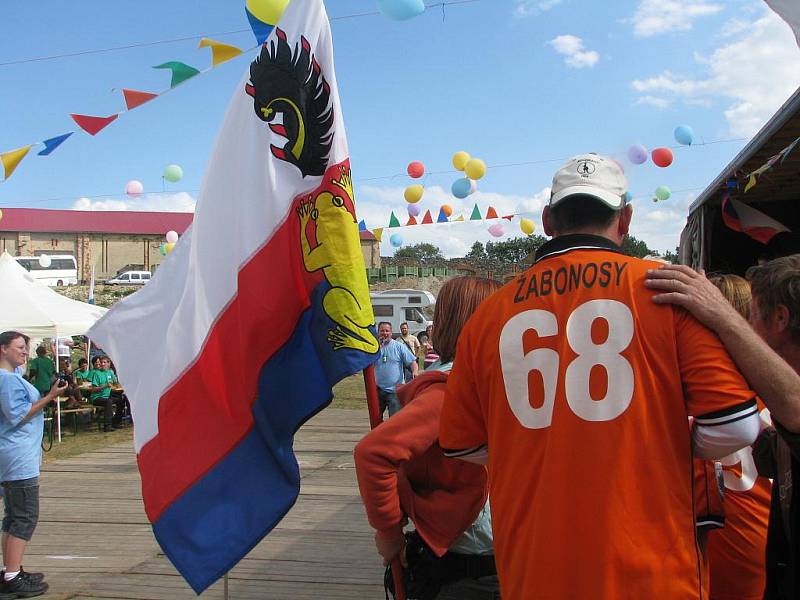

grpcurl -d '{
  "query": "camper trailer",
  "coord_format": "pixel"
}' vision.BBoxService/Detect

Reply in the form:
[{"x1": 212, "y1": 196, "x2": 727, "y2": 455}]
[{"x1": 370, "y1": 289, "x2": 434, "y2": 336}]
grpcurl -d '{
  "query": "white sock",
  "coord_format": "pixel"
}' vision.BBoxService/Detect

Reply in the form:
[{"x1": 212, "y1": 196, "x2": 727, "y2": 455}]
[{"x1": 4, "y1": 570, "x2": 19, "y2": 581}]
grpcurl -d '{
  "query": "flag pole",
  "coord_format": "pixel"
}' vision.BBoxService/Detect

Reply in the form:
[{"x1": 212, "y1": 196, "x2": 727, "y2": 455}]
[
  {"x1": 362, "y1": 366, "x2": 405, "y2": 600},
  {"x1": 223, "y1": 573, "x2": 229, "y2": 600}
]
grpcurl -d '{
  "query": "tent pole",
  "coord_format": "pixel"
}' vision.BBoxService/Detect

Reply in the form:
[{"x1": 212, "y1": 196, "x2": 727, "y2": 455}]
[{"x1": 54, "y1": 335, "x2": 61, "y2": 443}]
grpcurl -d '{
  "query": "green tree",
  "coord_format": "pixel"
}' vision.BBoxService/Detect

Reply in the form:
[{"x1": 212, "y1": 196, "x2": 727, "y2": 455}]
[
  {"x1": 620, "y1": 235, "x2": 654, "y2": 258},
  {"x1": 486, "y1": 235, "x2": 548, "y2": 267},
  {"x1": 465, "y1": 241, "x2": 487, "y2": 262},
  {"x1": 393, "y1": 243, "x2": 444, "y2": 264},
  {"x1": 661, "y1": 247, "x2": 679, "y2": 264}
]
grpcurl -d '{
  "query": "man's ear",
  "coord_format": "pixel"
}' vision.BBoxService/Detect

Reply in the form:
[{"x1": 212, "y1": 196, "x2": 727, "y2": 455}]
[
  {"x1": 542, "y1": 205, "x2": 554, "y2": 237},
  {"x1": 618, "y1": 203, "x2": 633, "y2": 236},
  {"x1": 774, "y1": 304, "x2": 791, "y2": 334}
]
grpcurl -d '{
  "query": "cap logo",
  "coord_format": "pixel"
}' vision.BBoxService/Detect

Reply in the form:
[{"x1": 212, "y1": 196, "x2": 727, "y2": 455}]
[{"x1": 576, "y1": 160, "x2": 596, "y2": 177}]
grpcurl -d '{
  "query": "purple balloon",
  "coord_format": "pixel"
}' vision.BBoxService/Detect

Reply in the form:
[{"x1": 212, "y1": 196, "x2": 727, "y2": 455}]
[
  {"x1": 408, "y1": 204, "x2": 421, "y2": 217},
  {"x1": 627, "y1": 144, "x2": 648, "y2": 165}
]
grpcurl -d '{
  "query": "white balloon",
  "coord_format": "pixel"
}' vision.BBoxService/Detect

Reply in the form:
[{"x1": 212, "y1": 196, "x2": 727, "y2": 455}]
[
  {"x1": 38, "y1": 255, "x2": 51, "y2": 268},
  {"x1": 469, "y1": 179, "x2": 478, "y2": 195},
  {"x1": 165, "y1": 230, "x2": 179, "y2": 244}
]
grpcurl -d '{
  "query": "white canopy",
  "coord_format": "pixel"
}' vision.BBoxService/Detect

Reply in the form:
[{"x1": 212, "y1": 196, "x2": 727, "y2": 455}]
[{"x1": 0, "y1": 251, "x2": 108, "y2": 338}]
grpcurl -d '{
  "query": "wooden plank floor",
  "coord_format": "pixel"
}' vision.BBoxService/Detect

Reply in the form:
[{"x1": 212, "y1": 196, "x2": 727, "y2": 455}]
[{"x1": 23, "y1": 409, "x2": 385, "y2": 599}]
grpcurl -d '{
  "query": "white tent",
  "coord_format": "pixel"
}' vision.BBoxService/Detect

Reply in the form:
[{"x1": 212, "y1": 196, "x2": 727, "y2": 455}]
[{"x1": 0, "y1": 251, "x2": 108, "y2": 338}]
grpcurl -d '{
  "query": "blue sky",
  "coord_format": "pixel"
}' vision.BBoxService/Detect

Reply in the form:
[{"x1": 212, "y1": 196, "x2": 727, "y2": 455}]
[{"x1": 1, "y1": 0, "x2": 799, "y2": 255}]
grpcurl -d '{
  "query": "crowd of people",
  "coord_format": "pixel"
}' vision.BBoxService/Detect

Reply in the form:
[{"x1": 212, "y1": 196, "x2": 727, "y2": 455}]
[{"x1": 356, "y1": 153, "x2": 800, "y2": 600}]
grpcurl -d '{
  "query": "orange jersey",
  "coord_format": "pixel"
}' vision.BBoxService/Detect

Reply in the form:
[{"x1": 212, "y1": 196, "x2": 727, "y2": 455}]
[
  {"x1": 707, "y1": 408, "x2": 772, "y2": 600},
  {"x1": 440, "y1": 235, "x2": 757, "y2": 600}
]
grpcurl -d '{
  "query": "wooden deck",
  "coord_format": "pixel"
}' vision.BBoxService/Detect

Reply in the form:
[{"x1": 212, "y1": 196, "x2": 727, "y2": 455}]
[{"x1": 27, "y1": 409, "x2": 385, "y2": 599}]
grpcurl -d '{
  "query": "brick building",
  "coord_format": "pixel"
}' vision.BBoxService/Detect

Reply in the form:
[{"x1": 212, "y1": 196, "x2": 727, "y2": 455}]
[{"x1": 0, "y1": 208, "x2": 380, "y2": 282}]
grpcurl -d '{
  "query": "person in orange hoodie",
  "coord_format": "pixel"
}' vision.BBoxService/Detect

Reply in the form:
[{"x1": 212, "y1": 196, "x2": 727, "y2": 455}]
[{"x1": 354, "y1": 277, "x2": 502, "y2": 600}]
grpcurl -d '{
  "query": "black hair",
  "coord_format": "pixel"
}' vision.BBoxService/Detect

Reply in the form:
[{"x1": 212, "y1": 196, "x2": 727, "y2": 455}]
[
  {"x1": 0, "y1": 331, "x2": 30, "y2": 349},
  {"x1": 78, "y1": 358, "x2": 88, "y2": 367},
  {"x1": 377, "y1": 321, "x2": 392, "y2": 330},
  {"x1": 548, "y1": 194, "x2": 621, "y2": 233}
]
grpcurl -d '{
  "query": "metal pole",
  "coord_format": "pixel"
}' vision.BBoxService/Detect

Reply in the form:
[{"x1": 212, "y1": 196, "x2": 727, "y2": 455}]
[
  {"x1": 54, "y1": 336, "x2": 61, "y2": 443},
  {"x1": 362, "y1": 366, "x2": 405, "y2": 600}
]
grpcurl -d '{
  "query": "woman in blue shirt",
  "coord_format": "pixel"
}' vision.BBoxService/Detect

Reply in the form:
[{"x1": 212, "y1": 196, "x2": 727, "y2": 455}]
[{"x1": 0, "y1": 331, "x2": 66, "y2": 597}]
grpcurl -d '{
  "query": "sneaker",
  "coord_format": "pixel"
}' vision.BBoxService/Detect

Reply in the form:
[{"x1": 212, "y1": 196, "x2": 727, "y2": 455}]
[
  {"x1": 19, "y1": 568, "x2": 44, "y2": 584},
  {"x1": 2, "y1": 572, "x2": 48, "y2": 597}
]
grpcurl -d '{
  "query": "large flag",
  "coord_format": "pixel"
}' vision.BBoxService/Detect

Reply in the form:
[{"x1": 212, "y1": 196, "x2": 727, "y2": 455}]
[
  {"x1": 722, "y1": 196, "x2": 791, "y2": 244},
  {"x1": 765, "y1": 0, "x2": 800, "y2": 46},
  {"x1": 89, "y1": 0, "x2": 379, "y2": 592}
]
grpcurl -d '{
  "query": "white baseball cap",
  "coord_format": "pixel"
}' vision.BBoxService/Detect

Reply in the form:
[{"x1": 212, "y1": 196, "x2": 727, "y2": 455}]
[{"x1": 549, "y1": 153, "x2": 628, "y2": 210}]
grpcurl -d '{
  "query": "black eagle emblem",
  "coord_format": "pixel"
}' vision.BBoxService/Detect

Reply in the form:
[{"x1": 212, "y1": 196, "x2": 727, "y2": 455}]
[{"x1": 245, "y1": 28, "x2": 333, "y2": 178}]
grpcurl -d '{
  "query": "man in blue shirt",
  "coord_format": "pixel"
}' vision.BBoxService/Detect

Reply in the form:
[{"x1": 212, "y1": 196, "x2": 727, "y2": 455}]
[{"x1": 374, "y1": 321, "x2": 417, "y2": 418}]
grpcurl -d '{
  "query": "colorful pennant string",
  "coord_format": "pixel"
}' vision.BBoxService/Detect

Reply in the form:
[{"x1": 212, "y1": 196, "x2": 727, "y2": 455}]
[
  {"x1": 421, "y1": 210, "x2": 433, "y2": 224},
  {"x1": 153, "y1": 62, "x2": 201, "y2": 88},
  {"x1": 37, "y1": 133, "x2": 72, "y2": 156},
  {"x1": 70, "y1": 114, "x2": 119, "y2": 136},
  {"x1": 373, "y1": 227, "x2": 384, "y2": 242},
  {"x1": 122, "y1": 88, "x2": 159, "y2": 110},
  {"x1": 470, "y1": 204, "x2": 481, "y2": 220},
  {"x1": 406, "y1": 215, "x2": 417, "y2": 226},
  {"x1": 485, "y1": 206, "x2": 498, "y2": 219},
  {"x1": 436, "y1": 208, "x2": 448, "y2": 223},
  {"x1": 199, "y1": 38, "x2": 244, "y2": 66},
  {"x1": 358, "y1": 219, "x2": 366, "y2": 231},
  {"x1": 1, "y1": 146, "x2": 32, "y2": 180},
  {"x1": 454, "y1": 215, "x2": 465, "y2": 222},
  {"x1": 388, "y1": 211, "x2": 401, "y2": 228}
]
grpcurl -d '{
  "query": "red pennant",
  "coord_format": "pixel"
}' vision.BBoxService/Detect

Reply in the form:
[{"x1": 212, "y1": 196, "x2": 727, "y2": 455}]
[
  {"x1": 70, "y1": 113, "x2": 119, "y2": 136},
  {"x1": 502, "y1": 215, "x2": 514, "y2": 221},
  {"x1": 421, "y1": 210, "x2": 433, "y2": 224},
  {"x1": 406, "y1": 215, "x2": 418, "y2": 226},
  {"x1": 122, "y1": 89, "x2": 158, "y2": 110},
  {"x1": 486, "y1": 206, "x2": 499, "y2": 219}
]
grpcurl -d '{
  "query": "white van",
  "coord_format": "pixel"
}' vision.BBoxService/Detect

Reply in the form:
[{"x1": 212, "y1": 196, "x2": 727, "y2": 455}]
[
  {"x1": 14, "y1": 255, "x2": 78, "y2": 286},
  {"x1": 370, "y1": 289, "x2": 435, "y2": 336},
  {"x1": 106, "y1": 270, "x2": 152, "y2": 285}
]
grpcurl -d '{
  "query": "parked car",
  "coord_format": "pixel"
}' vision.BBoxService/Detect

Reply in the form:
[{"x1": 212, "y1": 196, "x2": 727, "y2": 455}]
[
  {"x1": 106, "y1": 270, "x2": 152, "y2": 285},
  {"x1": 370, "y1": 289, "x2": 435, "y2": 337}
]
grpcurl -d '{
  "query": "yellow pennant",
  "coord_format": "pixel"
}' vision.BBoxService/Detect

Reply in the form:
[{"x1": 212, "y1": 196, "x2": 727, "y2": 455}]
[
  {"x1": 744, "y1": 174, "x2": 757, "y2": 193},
  {"x1": 454, "y1": 215, "x2": 465, "y2": 222},
  {"x1": 199, "y1": 38, "x2": 244, "y2": 67},
  {"x1": 1, "y1": 145, "x2": 32, "y2": 180},
  {"x1": 372, "y1": 227, "x2": 384, "y2": 242}
]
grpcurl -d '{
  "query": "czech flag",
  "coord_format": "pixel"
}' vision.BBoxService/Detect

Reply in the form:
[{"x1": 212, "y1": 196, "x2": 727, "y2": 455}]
[
  {"x1": 89, "y1": 0, "x2": 379, "y2": 592},
  {"x1": 721, "y1": 196, "x2": 790, "y2": 244}
]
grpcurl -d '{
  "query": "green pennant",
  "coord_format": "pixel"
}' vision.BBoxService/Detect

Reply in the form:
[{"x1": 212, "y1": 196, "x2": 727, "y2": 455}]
[
  {"x1": 154, "y1": 62, "x2": 201, "y2": 88},
  {"x1": 388, "y1": 211, "x2": 401, "y2": 228},
  {"x1": 470, "y1": 203, "x2": 482, "y2": 220}
]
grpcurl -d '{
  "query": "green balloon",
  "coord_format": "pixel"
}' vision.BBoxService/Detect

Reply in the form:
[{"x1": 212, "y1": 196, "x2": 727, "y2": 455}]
[
  {"x1": 655, "y1": 185, "x2": 671, "y2": 201},
  {"x1": 163, "y1": 164, "x2": 183, "y2": 183}
]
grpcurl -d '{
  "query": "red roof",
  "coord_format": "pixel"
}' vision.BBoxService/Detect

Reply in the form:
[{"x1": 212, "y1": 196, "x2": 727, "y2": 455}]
[{"x1": 0, "y1": 208, "x2": 377, "y2": 240}]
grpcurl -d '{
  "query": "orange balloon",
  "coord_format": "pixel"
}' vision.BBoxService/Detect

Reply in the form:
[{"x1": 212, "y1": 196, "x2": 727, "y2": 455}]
[{"x1": 441, "y1": 204, "x2": 453, "y2": 217}]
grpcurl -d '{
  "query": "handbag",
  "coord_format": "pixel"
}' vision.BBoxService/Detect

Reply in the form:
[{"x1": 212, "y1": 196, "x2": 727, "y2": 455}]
[{"x1": 384, "y1": 531, "x2": 444, "y2": 600}]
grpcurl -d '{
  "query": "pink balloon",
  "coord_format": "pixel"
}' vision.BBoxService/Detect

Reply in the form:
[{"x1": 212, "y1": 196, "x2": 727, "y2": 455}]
[
  {"x1": 125, "y1": 180, "x2": 143, "y2": 197},
  {"x1": 408, "y1": 204, "x2": 421, "y2": 217},
  {"x1": 488, "y1": 223, "x2": 504, "y2": 238},
  {"x1": 165, "y1": 230, "x2": 179, "y2": 244},
  {"x1": 407, "y1": 161, "x2": 425, "y2": 179}
]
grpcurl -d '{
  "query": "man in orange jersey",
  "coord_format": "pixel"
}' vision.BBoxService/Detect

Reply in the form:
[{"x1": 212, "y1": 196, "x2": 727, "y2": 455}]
[{"x1": 439, "y1": 153, "x2": 761, "y2": 600}]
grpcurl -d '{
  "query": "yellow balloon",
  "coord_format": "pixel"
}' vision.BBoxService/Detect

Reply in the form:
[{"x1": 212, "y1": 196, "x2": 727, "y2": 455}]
[
  {"x1": 452, "y1": 151, "x2": 471, "y2": 171},
  {"x1": 246, "y1": 0, "x2": 290, "y2": 26},
  {"x1": 464, "y1": 158, "x2": 486, "y2": 180},
  {"x1": 442, "y1": 204, "x2": 453, "y2": 217},
  {"x1": 404, "y1": 184, "x2": 424, "y2": 203},
  {"x1": 165, "y1": 242, "x2": 176, "y2": 254},
  {"x1": 520, "y1": 218, "x2": 535, "y2": 236}
]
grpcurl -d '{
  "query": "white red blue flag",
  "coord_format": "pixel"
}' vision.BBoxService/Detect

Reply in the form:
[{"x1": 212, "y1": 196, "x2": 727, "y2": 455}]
[
  {"x1": 89, "y1": 0, "x2": 378, "y2": 592},
  {"x1": 721, "y1": 196, "x2": 791, "y2": 244}
]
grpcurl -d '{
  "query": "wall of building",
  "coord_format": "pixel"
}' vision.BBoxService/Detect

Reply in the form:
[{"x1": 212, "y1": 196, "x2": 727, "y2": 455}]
[{"x1": 4, "y1": 230, "x2": 381, "y2": 281}]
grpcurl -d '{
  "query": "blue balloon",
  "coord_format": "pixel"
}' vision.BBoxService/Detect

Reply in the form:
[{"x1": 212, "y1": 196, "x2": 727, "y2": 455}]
[
  {"x1": 390, "y1": 233, "x2": 403, "y2": 248},
  {"x1": 376, "y1": 0, "x2": 425, "y2": 21},
  {"x1": 452, "y1": 177, "x2": 471, "y2": 199},
  {"x1": 674, "y1": 125, "x2": 695, "y2": 146}
]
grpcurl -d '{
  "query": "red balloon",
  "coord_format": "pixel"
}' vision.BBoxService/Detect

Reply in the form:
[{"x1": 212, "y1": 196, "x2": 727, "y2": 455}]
[
  {"x1": 651, "y1": 147, "x2": 673, "y2": 168},
  {"x1": 407, "y1": 161, "x2": 425, "y2": 179}
]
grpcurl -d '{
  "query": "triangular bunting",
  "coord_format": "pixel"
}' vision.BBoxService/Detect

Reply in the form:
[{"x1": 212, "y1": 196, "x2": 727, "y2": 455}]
[
  {"x1": 388, "y1": 211, "x2": 401, "y2": 228},
  {"x1": 246, "y1": 8, "x2": 277, "y2": 44},
  {"x1": 123, "y1": 88, "x2": 159, "y2": 110},
  {"x1": 454, "y1": 215, "x2": 465, "y2": 222},
  {"x1": 781, "y1": 137, "x2": 800, "y2": 164},
  {"x1": 744, "y1": 175, "x2": 757, "y2": 193},
  {"x1": 373, "y1": 227, "x2": 384, "y2": 242},
  {"x1": 38, "y1": 133, "x2": 73, "y2": 156},
  {"x1": 358, "y1": 219, "x2": 366, "y2": 231},
  {"x1": 470, "y1": 204, "x2": 482, "y2": 220},
  {"x1": 70, "y1": 113, "x2": 119, "y2": 136},
  {"x1": 421, "y1": 210, "x2": 433, "y2": 224},
  {"x1": 486, "y1": 206, "x2": 499, "y2": 219},
  {"x1": 437, "y1": 208, "x2": 448, "y2": 223},
  {"x1": 153, "y1": 62, "x2": 201, "y2": 88},
  {"x1": 199, "y1": 38, "x2": 244, "y2": 67},
  {"x1": 406, "y1": 215, "x2": 418, "y2": 226},
  {"x1": 1, "y1": 145, "x2": 32, "y2": 180},
  {"x1": 502, "y1": 214, "x2": 514, "y2": 221}
]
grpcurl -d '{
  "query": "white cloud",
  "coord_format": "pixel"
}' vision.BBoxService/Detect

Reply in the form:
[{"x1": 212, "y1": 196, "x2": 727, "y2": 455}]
[
  {"x1": 549, "y1": 35, "x2": 600, "y2": 68},
  {"x1": 634, "y1": 95, "x2": 672, "y2": 109},
  {"x1": 356, "y1": 185, "x2": 550, "y2": 258},
  {"x1": 628, "y1": 192, "x2": 697, "y2": 253},
  {"x1": 630, "y1": 0, "x2": 723, "y2": 37},
  {"x1": 631, "y1": 11, "x2": 800, "y2": 136},
  {"x1": 71, "y1": 192, "x2": 196, "y2": 212},
  {"x1": 514, "y1": 0, "x2": 563, "y2": 18}
]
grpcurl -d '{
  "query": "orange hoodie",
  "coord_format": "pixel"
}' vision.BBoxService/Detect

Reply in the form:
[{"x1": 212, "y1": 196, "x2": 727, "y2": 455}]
[{"x1": 354, "y1": 370, "x2": 489, "y2": 557}]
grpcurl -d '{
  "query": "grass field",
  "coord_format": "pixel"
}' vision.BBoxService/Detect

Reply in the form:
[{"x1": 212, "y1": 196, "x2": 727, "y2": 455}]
[{"x1": 331, "y1": 373, "x2": 370, "y2": 410}]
